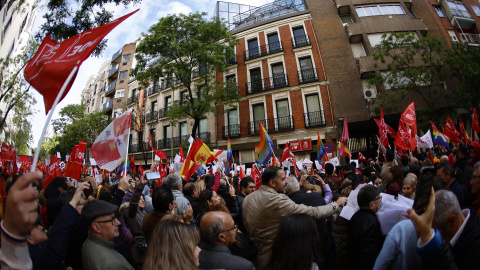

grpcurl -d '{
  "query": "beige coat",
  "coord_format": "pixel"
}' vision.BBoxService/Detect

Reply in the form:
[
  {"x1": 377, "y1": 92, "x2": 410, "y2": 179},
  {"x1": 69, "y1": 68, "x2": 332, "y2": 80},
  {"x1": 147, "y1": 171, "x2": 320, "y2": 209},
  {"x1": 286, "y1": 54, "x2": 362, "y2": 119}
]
[{"x1": 242, "y1": 185, "x2": 340, "y2": 270}]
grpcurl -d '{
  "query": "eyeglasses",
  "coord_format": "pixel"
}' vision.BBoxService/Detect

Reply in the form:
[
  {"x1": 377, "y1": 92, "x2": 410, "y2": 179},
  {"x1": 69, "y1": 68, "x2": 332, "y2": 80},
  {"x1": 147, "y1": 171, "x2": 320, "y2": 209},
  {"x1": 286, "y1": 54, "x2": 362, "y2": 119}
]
[
  {"x1": 222, "y1": 224, "x2": 238, "y2": 233},
  {"x1": 247, "y1": 186, "x2": 256, "y2": 190},
  {"x1": 373, "y1": 195, "x2": 382, "y2": 201},
  {"x1": 94, "y1": 216, "x2": 117, "y2": 226}
]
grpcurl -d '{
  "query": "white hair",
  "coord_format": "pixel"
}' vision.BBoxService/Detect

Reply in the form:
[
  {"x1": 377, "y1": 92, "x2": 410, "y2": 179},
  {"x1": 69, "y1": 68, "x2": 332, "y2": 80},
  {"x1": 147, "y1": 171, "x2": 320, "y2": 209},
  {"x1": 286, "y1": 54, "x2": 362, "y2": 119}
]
[
  {"x1": 434, "y1": 190, "x2": 461, "y2": 229},
  {"x1": 284, "y1": 177, "x2": 300, "y2": 194}
]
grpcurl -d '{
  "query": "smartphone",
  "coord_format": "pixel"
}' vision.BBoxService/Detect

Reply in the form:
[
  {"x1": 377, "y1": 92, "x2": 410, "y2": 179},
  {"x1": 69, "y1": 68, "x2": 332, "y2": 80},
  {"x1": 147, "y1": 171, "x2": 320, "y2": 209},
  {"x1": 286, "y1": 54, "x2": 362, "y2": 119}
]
[
  {"x1": 306, "y1": 175, "x2": 316, "y2": 183},
  {"x1": 412, "y1": 166, "x2": 436, "y2": 215},
  {"x1": 83, "y1": 186, "x2": 93, "y2": 199}
]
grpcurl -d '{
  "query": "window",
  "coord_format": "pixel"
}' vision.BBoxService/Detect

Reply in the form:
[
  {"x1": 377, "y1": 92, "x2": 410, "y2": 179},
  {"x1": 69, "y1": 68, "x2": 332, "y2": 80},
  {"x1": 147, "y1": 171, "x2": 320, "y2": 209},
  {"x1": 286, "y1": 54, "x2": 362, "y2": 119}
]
[
  {"x1": 340, "y1": 15, "x2": 353, "y2": 26},
  {"x1": 119, "y1": 71, "x2": 128, "y2": 79},
  {"x1": 150, "y1": 128, "x2": 156, "y2": 143},
  {"x1": 180, "y1": 122, "x2": 188, "y2": 138},
  {"x1": 122, "y1": 54, "x2": 131, "y2": 62},
  {"x1": 356, "y1": 4, "x2": 405, "y2": 17},
  {"x1": 227, "y1": 109, "x2": 238, "y2": 126},
  {"x1": 163, "y1": 126, "x2": 171, "y2": 139},
  {"x1": 292, "y1": 26, "x2": 309, "y2": 47},
  {"x1": 199, "y1": 119, "x2": 208, "y2": 134},
  {"x1": 7, "y1": 42, "x2": 14, "y2": 58},
  {"x1": 446, "y1": 1, "x2": 471, "y2": 18},
  {"x1": 271, "y1": 63, "x2": 286, "y2": 88},
  {"x1": 165, "y1": 96, "x2": 172, "y2": 109},
  {"x1": 252, "y1": 103, "x2": 265, "y2": 132},
  {"x1": 226, "y1": 109, "x2": 239, "y2": 137},
  {"x1": 472, "y1": 6, "x2": 480, "y2": 16},
  {"x1": 434, "y1": 5, "x2": 446, "y2": 17},
  {"x1": 249, "y1": 68, "x2": 262, "y2": 92},
  {"x1": 267, "y1": 33, "x2": 281, "y2": 53},
  {"x1": 94, "y1": 84, "x2": 97, "y2": 95},
  {"x1": 115, "y1": 89, "x2": 125, "y2": 98},
  {"x1": 92, "y1": 98, "x2": 95, "y2": 106},
  {"x1": 225, "y1": 74, "x2": 236, "y2": 84},
  {"x1": 305, "y1": 94, "x2": 323, "y2": 126},
  {"x1": 276, "y1": 99, "x2": 291, "y2": 129},
  {"x1": 180, "y1": 91, "x2": 188, "y2": 104},
  {"x1": 248, "y1": 38, "x2": 259, "y2": 58},
  {"x1": 299, "y1": 57, "x2": 317, "y2": 82},
  {"x1": 151, "y1": 101, "x2": 157, "y2": 114}
]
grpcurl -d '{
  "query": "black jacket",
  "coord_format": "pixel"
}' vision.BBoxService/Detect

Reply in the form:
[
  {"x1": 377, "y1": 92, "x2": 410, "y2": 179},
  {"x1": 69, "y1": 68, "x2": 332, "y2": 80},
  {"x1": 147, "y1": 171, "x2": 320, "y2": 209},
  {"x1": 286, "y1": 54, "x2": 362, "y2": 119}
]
[
  {"x1": 198, "y1": 241, "x2": 256, "y2": 270},
  {"x1": 348, "y1": 209, "x2": 385, "y2": 270},
  {"x1": 422, "y1": 209, "x2": 480, "y2": 270}
]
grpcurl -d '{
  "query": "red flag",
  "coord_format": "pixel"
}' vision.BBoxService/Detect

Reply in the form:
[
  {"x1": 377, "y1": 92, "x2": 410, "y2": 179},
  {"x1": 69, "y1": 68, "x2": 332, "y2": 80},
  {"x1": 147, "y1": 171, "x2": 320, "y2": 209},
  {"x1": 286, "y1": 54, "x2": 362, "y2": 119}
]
[
  {"x1": 280, "y1": 142, "x2": 295, "y2": 164},
  {"x1": 130, "y1": 156, "x2": 136, "y2": 174},
  {"x1": 473, "y1": 108, "x2": 480, "y2": 134},
  {"x1": 24, "y1": 10, "x2": 138, "y2": 113},
  {"x1": 358, "y1": 151, "x2": 367, "y2": 163},
  {"x1": 395, "y1": 120, "x2": 411, "y2": 151},
  {"x1": 3, "y1": 160, "x2": 12, "y2": 176},
  {"x1": 310, "y1": 163, "x2": 315, "y2": 175},
  {"x1": 239, "y1": 167, "x2": 246, "y2": 179},
  {"x1": 251, "y1": 164, "x2": 262, "y2": 190},
  {"x1": 269, "y1": 154, "x2": 277, "y2": 167},
  {"x1": 65, "y1": 141, "x2": 87, "y2": 180},
  {"x1": 43, "y1": 155, "x2": 62, "y2": 189},
  {"x1": 12, "y1": 160, "x2": 18, "y2": 175},
  {"x1": 36, "y1": 160, "x2": 46, "y2": 173},
  {"x1": 375, "y1": 107, "x2": 388, "y2": 147},
  {"x1": 91, "y1": 110, "x2": 133, "y2": 171},
  {"x1": 158, "y1": 161, "x2": 168, "y2": 179},
  {"x1": 339, "y1": 116, "x2": 349, "y2": 157},
  {"x1": 138, "y1": 165, "x2": 145, "y2": 177},
  {"x1": 179, "y1": 145, "x2": 185, "y2": 163},
  {"x1": 444, "y1": 116, "x2": 460, "y2": 144},
  {"x1": 459, "y1": 119, "x2": 470, "y2": 145},
  {"x1": 401, "y1": 102, "x2": 417, "y2": 136},
  {"x1": 149, "y1": 134, "x2": 167, "y2": 160},
  {"x1": 292, "y1": 156, "x2": 300, "y2": 177},
  {"x1": 1, "y1": 142, "x2": 16, "y2": 161}
]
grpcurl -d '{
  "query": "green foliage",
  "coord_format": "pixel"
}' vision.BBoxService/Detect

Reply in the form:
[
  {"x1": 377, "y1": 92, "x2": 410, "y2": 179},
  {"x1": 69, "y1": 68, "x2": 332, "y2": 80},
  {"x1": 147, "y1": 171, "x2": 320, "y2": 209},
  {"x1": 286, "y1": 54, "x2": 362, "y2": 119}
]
[
  {"x1": 40, "y1": 133, "x2": 60, "y2": 159},
  {"x1": 132, "y1": 13, "x2": 240, "y2": 138},
  {"x1": 52, "y1": 104, "x2": 109, "y2": 156},
  {"x1": 369, "y1": 33, "x2": 450, "y2": 113},
  {"x1": 36, "y1": 0, "x2": 141, "y2": 56}
]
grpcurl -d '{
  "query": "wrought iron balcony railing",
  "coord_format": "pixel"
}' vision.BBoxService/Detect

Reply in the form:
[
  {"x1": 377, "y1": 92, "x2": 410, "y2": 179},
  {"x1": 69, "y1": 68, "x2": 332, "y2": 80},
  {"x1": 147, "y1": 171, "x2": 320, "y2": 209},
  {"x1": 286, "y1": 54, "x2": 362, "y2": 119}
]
[
  {"x1": 248, "y1": 116, "x2": 294, "y2": 135},
  {"x1": 291, "y1": 34, "x2": 311, "y2": 49},
  {"x1": 243, "y1": 41, "x2": 283, "y2": 61},
  {"x1": 298, "y1": 68, "x2": 319, "y2": 84},
  {"x1": 222, "y1": 124, "x2": 241, "y2": 139},
  {"x1": 304, "y1": 110, "x2": 326, "y2": 128},
  {"x1": 246, "y1": 74, "x2": 289, "y2": 94}
]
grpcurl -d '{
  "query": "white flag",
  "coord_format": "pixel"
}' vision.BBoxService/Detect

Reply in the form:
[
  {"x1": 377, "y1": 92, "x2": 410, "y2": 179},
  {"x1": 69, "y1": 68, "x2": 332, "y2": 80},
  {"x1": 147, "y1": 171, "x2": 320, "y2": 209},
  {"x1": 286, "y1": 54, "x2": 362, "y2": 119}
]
[{"x1": 416, "y1": 130, "x2": 433, "y2": 149}]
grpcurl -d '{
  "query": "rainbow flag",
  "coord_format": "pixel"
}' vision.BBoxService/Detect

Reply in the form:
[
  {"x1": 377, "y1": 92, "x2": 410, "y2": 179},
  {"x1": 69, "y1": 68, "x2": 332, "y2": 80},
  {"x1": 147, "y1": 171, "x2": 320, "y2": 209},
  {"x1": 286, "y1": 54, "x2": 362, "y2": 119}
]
[
  {"x1": 317, "y1": 132, "x2": 328, "y2": 163},
  {"x1": 226, "y1": 138, "x2": 233, "y2": 174},
  {"x1": 254, "y1": 121, "x2": 274, "y2": 166},
  {"x1": 431, "y1": 121, "x2": 450, "y2": 148},
  {"x1": 116, "y1": 159, "x2": 130, "y2": 179}
]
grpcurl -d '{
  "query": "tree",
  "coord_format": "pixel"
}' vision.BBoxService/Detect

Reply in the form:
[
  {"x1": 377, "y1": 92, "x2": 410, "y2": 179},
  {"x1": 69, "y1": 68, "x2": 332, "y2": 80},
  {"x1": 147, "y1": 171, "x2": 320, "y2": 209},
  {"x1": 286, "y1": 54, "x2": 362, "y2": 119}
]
[
  {"x1": 36, "y1": 0, "x2": 141, "y2": 56},
  {"x1": 40, "y1": 133, "x2": 60, "y2": 160},
  {"x1": 52, "y1": 104, "x2": 110, "y2": 156},
  {"x1": 132, "y1": 13, "x2": 240, "y2": 138},
  {"x1": 369, "y1": 33, "x2": 451, "y2": 115}
]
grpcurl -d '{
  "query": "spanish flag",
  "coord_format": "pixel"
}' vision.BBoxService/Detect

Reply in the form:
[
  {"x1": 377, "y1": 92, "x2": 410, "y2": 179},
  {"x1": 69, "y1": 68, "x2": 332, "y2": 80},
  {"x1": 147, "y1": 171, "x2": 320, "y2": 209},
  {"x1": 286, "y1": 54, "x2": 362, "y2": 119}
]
[{"x1": 180, "y1": 138, "x2": 215, "y2": 181}]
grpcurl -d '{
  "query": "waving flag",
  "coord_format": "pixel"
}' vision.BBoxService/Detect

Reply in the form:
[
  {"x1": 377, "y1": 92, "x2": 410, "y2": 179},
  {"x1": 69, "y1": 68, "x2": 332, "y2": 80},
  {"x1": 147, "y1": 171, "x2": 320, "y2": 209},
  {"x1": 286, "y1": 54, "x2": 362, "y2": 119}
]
[
  {"x1": 316, "y1": 132, "x2": 328, "y2": 163},
  {"x1": 358, "y1": 151, "x2": 367, "y2": 163},
  {"x1": 431, "y1": 121, "x2": 450, "y2": 148},
  {"x1": 179, "y1": 145, "x2": 186, "y2": 163},
  {"x1": 280, "y1": 142, "x2": 295, "y2": 164},
  {"x1": 473, "y1": 108, "x2": 480, "y2": 135},
  {"x1": 459, "y1": 119, "x2": 470, "y2": 145},
  {"x1": 149, "y1": 134, "x2": 167, "y2": 160},
  {"x1": 254, "y1": 121, "x2": 274, "y2": 166},
  {"x1": 24, "y1": 10, "x2": 139, "y2": 113},
  {"x1": 65, "y1": 141, "x2": 87, "y2": 180},
  {"x1": 339, "y1": 116, "x2": 350, "y2": 157},
  {"x1": 43, "y1": 155, "x2": 62, "y2": 189},
  {"x1": 1, "y1": 143, "x2": 16, "y2": 161},
  {"x1": 116, "y1": 160, "x2": 130, "y2": 178},
  {"x1": 180, "y1": 138, "x2": 214, "y2": 181},
  {"x1": 91, "y1": 109, "x2": 133, "y2": 171},
  {"x1": 401, "y1": 102, "x2": 417, "y2": 136},
  {"x1": 395, "y1": 119, "x2": 411, "y2": 151},
  {"x1": 251, "y1": 164, "x2": 262, "y2": 190},
  {"x1": 416, "y1": 130, "x2": 434, "y2": 149},
  {"x1": 444, "y1": 116, "x2": 460, "y2": 145},
  {"x1": 226, "y1": 138, "x2": 233, "y2": 174}
]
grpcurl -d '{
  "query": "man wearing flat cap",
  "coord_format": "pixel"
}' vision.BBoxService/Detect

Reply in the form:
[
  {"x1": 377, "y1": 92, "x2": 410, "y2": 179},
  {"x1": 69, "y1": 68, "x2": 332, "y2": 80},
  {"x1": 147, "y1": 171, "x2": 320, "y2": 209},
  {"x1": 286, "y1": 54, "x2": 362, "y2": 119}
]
[
  {"x1": 348, "y1": 184, "x2": 386, "y2": 270},
  {"x1": 81, "y1": 200, "x2": 134, "y2": 270}
]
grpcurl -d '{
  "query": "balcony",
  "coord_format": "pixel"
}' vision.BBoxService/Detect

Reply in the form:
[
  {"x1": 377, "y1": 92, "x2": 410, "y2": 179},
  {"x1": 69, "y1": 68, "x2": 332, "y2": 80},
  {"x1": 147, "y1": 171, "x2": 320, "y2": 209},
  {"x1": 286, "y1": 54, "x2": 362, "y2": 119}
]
[
  {"x1": 198, "y1": 132, "x2": 211, "y2": 143},
  {"x1": 158, "y1": 108, "x2": 169, "y2": 118},
  {"x1": 298, "y1": 68, "x2": 319, "y2": 84},
  {"x1": 243, "y1": 41, "x2": 283, "y2": 61},
  {"x1": 158, "y1": 138, "x2": 172, "y2": 149},
  {"x1": 161, "y1": 79, "x2": 173, "y2": 90},
  {"x1": 227, "y1": 54, "x2": 237, "y2": 65},
  {"x1": 246, "y1": 74, "x2": 289, "y2": 95},
  {"x1": 102, "y1": 100, "x2": 113, "y2": 112},
  {"x1": 129, "y1": 144, "x2": 142, "y2": 153},
  {"x1": 222, "y1": 124, "x2": 241, "y2": 139},
  {"x1": 105, "y1": 81, "x2": 116, "y2": 96},
  {"x1": 291, "y1": 34, "x2": 311, "y2": 49},
  {"x1": 148, "y1": 85, "x2": 160, "y2": 96},
  {"x1": 146, "y1": 111, "x2": 158, "y2": 122},
  {"x1": 108, "y1": 64, "x2": 119, "y2": 79},
  {"x1": 248, "y1": 116, "x2": 294, "y2": 135},
  {"x1": 111, "y1": 48, "x2": 123, "y2": 63},
  {"x1": 127, "y1": 96, "x2": 137, "y2": 106},
  {"x1": 304, "y1": 111, "x2": 326, "y2": 128},
  {"x1": 172, "y1": 135, "x2": 190, "y2": 147},
  {"x1": 460, "y1": 33, "x2": 480, "y2": 45}
]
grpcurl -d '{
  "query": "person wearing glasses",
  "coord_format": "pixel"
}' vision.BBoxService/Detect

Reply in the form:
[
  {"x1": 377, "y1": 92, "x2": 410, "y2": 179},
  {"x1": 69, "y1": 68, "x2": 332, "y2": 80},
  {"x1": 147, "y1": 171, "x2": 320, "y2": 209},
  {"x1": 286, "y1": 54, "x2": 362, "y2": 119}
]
[
  {"x1": 348, "y1": 184, "x2": 386, "y2": 270},
  {"x1": 237, "y1": 176, "x2": 256, "y2": 208},
  {"x1": 198, "y1": 211, "x2": 256, "y2": 270},
  {"x1": 81, "y1": 200, "x2": 134, "y2": 270}
]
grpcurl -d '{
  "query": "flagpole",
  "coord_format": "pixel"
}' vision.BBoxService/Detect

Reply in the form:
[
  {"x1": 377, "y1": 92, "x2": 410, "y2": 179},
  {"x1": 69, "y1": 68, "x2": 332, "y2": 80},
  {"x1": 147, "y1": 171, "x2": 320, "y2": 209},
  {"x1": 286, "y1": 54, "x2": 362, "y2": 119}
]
[
  {"x1": 31, "y1": 66, "x2": 79, "y2": 172},
  {"x1": 124, "y1": 124, "x2": 131, "y2": 178}
]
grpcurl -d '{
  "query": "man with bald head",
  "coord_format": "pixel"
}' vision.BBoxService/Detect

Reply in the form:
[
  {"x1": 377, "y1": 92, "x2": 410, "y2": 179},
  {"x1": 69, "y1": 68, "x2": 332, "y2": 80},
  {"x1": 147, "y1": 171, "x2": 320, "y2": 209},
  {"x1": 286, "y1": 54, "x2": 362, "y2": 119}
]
[{"x1": 198, "y1": 211, "x2": 256, "y2": 270}]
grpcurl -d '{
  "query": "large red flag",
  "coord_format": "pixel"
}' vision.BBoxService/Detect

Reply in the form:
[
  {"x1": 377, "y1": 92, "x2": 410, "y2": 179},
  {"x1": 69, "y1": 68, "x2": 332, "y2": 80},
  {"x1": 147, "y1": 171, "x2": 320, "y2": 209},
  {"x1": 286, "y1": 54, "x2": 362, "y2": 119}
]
[
  {"x1": 401, "y1": 102, "x2": 417, "y2": 136},
  {"x1": 459, "y1": 120, "x2": 470, "y2": 145},
  {"x1": 65, "y1": 141, "x2": 87, "y2": 180},
  {"x1": 138, "y1": 165, "x2": 145, "y2": 177},
  {"x1": 473, "y1": 108, "x2": 480, "y2": 134},
  {"x1": 91, "y1": 110, "x2": 133, "y2": 171},
  {"x1": 43, "y1": 155, "x2": 62, "y2": 189},
  {"x1": 149, "y1": 133, "x2": 167, "y2": 159},
  {"x1": 158, "y1": 161, "x2": 168, "y2": 179},
  {"x1": 179, "y1": 145, "x2": 186, "y2": 163},
  {"x1": 395, "y1": 120, "x2": 411, "y2": 151},
  {"x1": 24, "y1": 10, "x2": 138, "y2": 113},
  {"x1": 1, "y1": 143, "x2": 16, "y2": 161},
  {"x1": 280, "y1": 142, "x2": 294, "y2": 164},
  {"x1": 130, "y1": 156, "x2": 136, "y2": 174},
  {"x1": 251, "y1": 164, "x2": 262, "y2": 190},
  {"x1": 445, "y1": 116, "x2": 460, "y2": 144}
]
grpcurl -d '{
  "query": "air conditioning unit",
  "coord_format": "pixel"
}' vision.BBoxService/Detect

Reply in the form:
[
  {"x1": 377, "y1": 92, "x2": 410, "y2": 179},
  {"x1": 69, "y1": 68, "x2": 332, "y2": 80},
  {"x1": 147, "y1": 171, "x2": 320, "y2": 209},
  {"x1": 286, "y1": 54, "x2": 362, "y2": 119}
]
[{"x1": 363, "y1": 88, "x2": 377, "y2": 99}]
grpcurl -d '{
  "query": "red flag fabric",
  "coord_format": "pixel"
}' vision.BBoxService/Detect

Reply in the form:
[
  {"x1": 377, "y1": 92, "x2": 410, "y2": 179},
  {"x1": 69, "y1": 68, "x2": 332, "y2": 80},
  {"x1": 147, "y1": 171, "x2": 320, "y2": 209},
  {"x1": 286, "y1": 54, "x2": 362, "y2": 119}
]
[
  {"x1": 459, "y1": 120, "x2": 470, "y2": 145},
  {"x1": 339, "y1": 116, "x2": 349, "y2": 157},
  {"x1": 158, "y1": 161, "x2": 167, "y2": 179},
  {"x1": 269, "y1": 154, "x2": 277, "y2": 167},
  {"x1": 3, "y1": 160, "x2": 12, "y2": 176},
  {"x1": 292, "y1": 156, "x2": 300, "y2": 177},
  {"x1": 395, "y1": 120, "x2": 411, "y2": 151},
  {"x1": 138, "y1": 165, "x2": 144, "y2": 177},
  {"x1": 149, "y1": 134, "x2": 167, "y2": 160},
  {"x1": 65, "y1": 141, "x2": 87, "y2": 180},
  {"x1": 37, "y1": 160, "x2": 46, "y2": 173},
  {"x1": 358, "y1": 151, "x2": 367, "y2": 163},
  {"x1": 24, "y1": 10, "x2": 138, "y2": 113},
  {"x1": 251, "y1": 164, "x2": 262, "y2": 190},
  {"x1": 280, "y1": 142, "x2": 295, "y2": 164},
  {"x1": 179, "y1": 145, "x2": 185, "y2": 163},
  {"x1": 12, "y1": 160, "x2": 18, "y2": 175},
  {"x1": 310, "y1": 164, "x2": 315, "y2": 175},
  {"x1": 239, "y1": 167, "x2": 246, "y2": 179},
  {"x1": 1, "y1": 143, "x2": 16, "y2": 161},
  {"x1": 445, "y1": 116, "x2": 460, "y2": 144},
  {"x1": 473, "y1": 108, "x2": 480, "y2": 134},
  {"x1": 376, "y1": 107, "x2": 388, "y2": 147},
  {"x1": 401, "y1": 102, "x2": 417, "y2": 136},
  {"x1": 43, "y1": 155, "x2": 62, "y2": 189},
  {"x1": 91, "y1": 110, "x2": 133, "y2": 171}
]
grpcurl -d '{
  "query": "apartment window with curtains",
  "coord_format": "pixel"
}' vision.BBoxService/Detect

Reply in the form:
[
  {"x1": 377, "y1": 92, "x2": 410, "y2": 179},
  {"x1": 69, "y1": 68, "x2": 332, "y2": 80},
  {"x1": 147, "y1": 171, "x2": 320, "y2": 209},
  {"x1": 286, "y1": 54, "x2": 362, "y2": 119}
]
[{"x1": 356, "y1": 4, "x2": 405, "y2": 17}]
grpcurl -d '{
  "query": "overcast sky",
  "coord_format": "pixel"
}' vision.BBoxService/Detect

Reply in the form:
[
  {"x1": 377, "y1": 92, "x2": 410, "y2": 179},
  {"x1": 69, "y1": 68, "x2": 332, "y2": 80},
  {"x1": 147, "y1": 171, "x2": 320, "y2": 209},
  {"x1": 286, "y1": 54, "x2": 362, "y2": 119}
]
[{"x1": 29, "y1": 0, "x2": 271, "y2": 149}]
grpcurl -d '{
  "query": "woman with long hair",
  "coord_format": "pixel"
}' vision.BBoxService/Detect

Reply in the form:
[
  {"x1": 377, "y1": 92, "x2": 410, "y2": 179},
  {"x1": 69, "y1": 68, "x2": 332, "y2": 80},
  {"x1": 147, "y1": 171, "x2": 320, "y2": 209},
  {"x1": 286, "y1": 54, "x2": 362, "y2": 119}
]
[
  {"x1": 385, "y1": 165, "x2": 403, "y2": 196},
  {"x1": 265, "y1": 214, "x2": 322, "y2": 270},
  {"x1": 143, "y1": 220, "x2": 201, "y2": 270}
]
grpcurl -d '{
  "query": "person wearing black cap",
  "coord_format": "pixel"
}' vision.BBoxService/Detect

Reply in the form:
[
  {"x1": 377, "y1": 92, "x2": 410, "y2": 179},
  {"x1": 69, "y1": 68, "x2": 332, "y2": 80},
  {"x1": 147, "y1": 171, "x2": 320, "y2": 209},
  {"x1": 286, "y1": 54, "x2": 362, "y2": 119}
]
[
  {"x1": 81, "y1": 200, "x2": 134, "y2": 270},
  {"x1": 348, "y1": 184, "x2": 386, "y2": 270}
]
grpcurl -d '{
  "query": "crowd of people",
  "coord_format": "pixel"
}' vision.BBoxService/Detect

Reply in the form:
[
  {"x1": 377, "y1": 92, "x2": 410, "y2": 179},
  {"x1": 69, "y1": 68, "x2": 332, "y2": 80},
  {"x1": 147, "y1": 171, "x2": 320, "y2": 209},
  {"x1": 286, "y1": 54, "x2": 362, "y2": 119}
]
[{"x1": 0, "y1": 142, "x2": 479, "y2": 270}]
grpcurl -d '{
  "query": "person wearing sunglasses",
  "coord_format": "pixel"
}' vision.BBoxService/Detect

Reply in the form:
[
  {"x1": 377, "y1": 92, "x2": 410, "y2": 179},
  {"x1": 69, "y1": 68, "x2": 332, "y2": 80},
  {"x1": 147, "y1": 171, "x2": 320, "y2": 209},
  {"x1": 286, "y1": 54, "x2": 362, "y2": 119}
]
[{"x1": 81, "y1": 200, "x2": 134, "y2": 270}]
